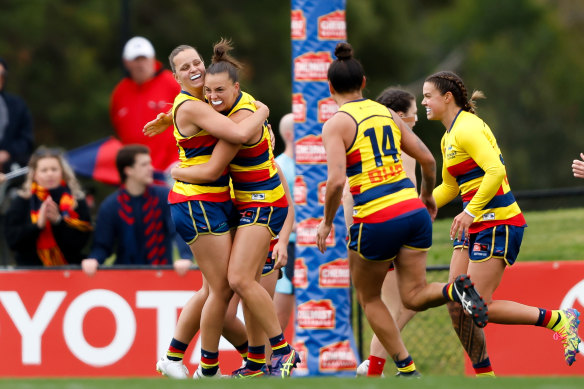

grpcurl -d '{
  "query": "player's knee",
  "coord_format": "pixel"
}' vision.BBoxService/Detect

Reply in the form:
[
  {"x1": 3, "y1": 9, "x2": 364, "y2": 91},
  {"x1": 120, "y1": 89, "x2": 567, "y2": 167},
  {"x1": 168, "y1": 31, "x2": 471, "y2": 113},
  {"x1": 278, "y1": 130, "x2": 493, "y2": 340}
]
[
  {"x1": 210, "y1": 286, "x2": 234, "y2": 304},
  {"x1": 228, "y1": 273, "x2": 252, "y2": 297},
  {"x1": 401, "y1": 299, "x2": 422, "y2": 311}
]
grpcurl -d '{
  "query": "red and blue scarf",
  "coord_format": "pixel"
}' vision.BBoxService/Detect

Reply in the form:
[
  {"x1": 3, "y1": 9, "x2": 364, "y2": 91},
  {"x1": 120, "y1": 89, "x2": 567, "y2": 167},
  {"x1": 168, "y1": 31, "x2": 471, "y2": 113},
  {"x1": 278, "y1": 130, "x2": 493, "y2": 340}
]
[{"x1": 30, "y1": 180, "x2": 92, "y2": 266}]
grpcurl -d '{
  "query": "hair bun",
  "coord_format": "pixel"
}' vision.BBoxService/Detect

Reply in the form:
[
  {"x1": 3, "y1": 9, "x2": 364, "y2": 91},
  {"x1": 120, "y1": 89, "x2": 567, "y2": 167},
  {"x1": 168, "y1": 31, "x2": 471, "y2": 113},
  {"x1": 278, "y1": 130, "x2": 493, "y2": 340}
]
[{"x1": 334, "y1": 42, "x2": 353, "y2": 60}]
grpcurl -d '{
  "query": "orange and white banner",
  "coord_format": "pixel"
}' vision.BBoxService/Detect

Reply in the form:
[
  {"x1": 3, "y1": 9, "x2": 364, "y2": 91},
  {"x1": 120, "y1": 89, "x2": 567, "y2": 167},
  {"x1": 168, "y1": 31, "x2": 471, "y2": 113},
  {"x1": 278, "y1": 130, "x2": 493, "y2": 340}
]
[{"x1": 0, "y1": 269, "x2": 295, "y2": 377}]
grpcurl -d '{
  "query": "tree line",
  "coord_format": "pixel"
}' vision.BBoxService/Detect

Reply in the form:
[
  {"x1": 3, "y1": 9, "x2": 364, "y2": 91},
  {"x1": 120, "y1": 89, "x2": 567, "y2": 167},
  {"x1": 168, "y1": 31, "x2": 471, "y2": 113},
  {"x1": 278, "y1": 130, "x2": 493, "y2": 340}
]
[{"x1": 1, "y1": 0, "x2": 583, "y2": 192}]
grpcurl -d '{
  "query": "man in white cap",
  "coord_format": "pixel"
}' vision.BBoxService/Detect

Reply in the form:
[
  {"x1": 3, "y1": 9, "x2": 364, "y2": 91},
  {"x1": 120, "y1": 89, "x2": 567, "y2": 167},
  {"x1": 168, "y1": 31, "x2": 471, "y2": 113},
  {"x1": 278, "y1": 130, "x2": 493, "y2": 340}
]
[{"x1": 110, "y1": 36, "x2": 180, "y2": 173}]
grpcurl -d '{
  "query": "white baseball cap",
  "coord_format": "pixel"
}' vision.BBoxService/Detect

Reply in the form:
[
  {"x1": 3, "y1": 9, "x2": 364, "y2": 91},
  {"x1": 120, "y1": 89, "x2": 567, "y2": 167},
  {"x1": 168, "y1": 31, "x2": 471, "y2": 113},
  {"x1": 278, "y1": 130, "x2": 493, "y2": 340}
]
[{"x1": 123, "y1": 36, "x2": 155, "y2": 61}]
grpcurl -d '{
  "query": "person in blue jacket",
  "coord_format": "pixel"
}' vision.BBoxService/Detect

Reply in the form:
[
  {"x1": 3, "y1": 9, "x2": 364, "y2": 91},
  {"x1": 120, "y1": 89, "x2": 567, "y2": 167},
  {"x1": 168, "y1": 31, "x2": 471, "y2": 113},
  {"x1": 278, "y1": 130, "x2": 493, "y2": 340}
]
[{"x1": 81, "y1": 144, "x2": 192, "y2": 276}]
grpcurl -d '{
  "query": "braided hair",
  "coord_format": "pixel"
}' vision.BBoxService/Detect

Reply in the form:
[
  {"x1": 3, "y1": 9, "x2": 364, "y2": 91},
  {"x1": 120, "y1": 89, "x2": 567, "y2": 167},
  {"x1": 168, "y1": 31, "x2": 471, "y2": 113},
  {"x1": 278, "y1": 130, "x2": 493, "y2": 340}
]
[{"x1": 425, "y1": 71, "x2": 485, "y2": 113}]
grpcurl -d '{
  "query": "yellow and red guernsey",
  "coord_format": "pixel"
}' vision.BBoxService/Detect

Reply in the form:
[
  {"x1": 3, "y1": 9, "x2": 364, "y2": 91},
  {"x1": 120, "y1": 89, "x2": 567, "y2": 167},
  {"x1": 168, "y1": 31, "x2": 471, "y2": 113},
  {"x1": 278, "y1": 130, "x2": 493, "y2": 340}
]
[
  {"x1": 342, "y1": 98, "x2": 423, "y2": 224},
  {"x1": 168, "y1": 91, "x2": 231, "y2": 204},
  {"x1": 224, "y1": 91, "x2": 287, "y2": 209},
  {"x1": 433, "y1": 110, "x2": 526, "y2": 233}
]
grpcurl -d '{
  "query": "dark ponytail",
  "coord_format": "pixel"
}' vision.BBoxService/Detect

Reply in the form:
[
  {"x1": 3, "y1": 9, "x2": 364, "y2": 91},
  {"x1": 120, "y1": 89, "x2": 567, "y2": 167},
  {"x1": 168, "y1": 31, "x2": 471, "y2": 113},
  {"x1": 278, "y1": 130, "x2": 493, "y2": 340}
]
[{"x1": 327, "y1": 42, "x2": 364, "y2": 94}]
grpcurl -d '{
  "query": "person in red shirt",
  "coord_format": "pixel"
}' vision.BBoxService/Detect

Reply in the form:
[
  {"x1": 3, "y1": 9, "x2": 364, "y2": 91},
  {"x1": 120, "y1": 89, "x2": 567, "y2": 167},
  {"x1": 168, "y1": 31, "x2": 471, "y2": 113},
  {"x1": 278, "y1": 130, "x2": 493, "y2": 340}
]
[{"x1": 110, "y1": 36, "x2": 180, "y2": 172}]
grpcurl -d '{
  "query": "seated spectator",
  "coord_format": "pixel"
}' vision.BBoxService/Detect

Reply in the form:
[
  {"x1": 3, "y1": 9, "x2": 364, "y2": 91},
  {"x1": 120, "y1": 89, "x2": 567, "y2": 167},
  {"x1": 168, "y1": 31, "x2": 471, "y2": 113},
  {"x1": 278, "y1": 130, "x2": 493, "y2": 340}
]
[
  {"x1": 81, "y1": 144, "x2": 192, "y2": 276},
  {"x1": 4, "y1": 146, "x2": 92, "y2": 266},
  {"x1": 0, "y1": 57, "x2": 34, "y2": 175}
]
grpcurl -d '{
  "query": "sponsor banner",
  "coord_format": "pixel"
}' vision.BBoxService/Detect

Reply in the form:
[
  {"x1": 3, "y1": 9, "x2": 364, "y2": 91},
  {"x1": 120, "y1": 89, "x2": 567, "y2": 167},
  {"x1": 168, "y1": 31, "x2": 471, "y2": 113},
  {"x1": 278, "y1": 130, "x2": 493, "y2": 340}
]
[
  {"x1": 317, "y1": 97, "x2": 339, "y2": 123},
  {"x1": 464, "y1": 261, "x2": 584, "y2": 376},
  {"x1": 292, "y1": 340, "x2": 309, "y2": 374},
  {"x1": 0, "y1": 269, "x2": 294, "y2": 377},
  {"x1": 293, "y1": 257, "x2": 308, "y2": 289},
  {"x1": 295, "y1": 135, "x2": 327, "y2": 164},
  {"x1": 292, "y1": 0, "x2": 357, "y2": 376},
  {"x1": 319, "y1": 258, "x2": 350, "y2": 288},
  {"x1": 292, "y1": 93, "x2": 307, "y2": 123},
  {"x1": 297, "y1": 300, "x2": 335, "y2": 329},
  {"x1": 318, "y1": 181, "x2": 327, "y2": 204},
  {"x1": 297, "y1": 217, "x2": 334, "y2": 247},
  {"x1": 291, "y1": 9, "x2": 306, "y2": 40},
  {"x1": 294, "y1": 175, "x2": 308, "y2": 205},
  {"x1": 317, "y1": 10, "x2": 347, "y2": 40},
  {"x1": 319, "y1": 340, "x2": 357, "y2": 372},
  {"x1": 293, "y1": 52, "x2": 333, "y2": 82}
]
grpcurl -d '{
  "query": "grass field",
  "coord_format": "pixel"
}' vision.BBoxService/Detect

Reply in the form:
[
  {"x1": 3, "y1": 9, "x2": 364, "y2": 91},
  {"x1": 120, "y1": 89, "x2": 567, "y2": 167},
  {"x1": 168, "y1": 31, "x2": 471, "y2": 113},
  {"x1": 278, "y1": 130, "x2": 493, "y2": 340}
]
[
  {"x1": 427, "y1": 207, "x2": 584, "y2": 264},
  {"x1": 2, "y1": 376, "x2": 584, "y2": 388}
]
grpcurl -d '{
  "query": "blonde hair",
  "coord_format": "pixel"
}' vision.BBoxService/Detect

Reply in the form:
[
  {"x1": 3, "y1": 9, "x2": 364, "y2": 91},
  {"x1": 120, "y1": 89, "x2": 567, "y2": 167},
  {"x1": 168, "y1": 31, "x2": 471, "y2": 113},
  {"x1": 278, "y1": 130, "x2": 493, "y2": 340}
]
[{"x1": 19, "y1": 146, "x2": 85, "y2": 201}]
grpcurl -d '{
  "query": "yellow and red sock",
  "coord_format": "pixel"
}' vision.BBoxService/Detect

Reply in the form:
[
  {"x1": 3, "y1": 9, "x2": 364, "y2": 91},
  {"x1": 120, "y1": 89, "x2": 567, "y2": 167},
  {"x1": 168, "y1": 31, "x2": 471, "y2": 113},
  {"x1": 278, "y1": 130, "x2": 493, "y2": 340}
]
[
  {"x1": 235, "y1": 341, "x2": 249, "y2": 361},
  {"x1": 200, "y1": 349, "x2": 219, "y2": 376},
  {"x1": 246, "y1": 345, "x2": 266, "y2": 371},
  {"x1": 473, "y1": 357, "x2": 495, "y2": 377},
  {"x1": 167, "y1": 338, "x2": 188, "y2": 361},
  {"x1": 442, "y1": 283, "x2": 461, "y2": 303},
  {"x1": 395, "y1": 355, "x2": 417, "y2": 375},
  {"x1": 367, "y1": 355, "x2": 385, "y2": 376},
  {"x1": 270, "y1": 333, "x2": 291, "y2": 356},
  {"x1": 535, "y1": 308, "x2": 562, "y2": 329}
]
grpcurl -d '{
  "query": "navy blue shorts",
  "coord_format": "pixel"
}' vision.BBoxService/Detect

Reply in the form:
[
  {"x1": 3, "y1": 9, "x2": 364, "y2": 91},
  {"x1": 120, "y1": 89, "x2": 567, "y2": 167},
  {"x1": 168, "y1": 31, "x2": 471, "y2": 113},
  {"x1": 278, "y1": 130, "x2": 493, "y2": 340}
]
[
  {"x1": 170, "y1": 200, "x2": 239, "y2": 245},
  {"x1": 263, "y1": 237, "x2": 278, "y2": 276},
  {"x1": 348, "y1": 209, "x2": 432, "y2": 262},
  {"x1": 468, "y1": 225, "x2": 524, "y2": 265},
  {"x1": 237, "y1": 206, "x2": 288, "y2": 237},
  {"x1": 452, "y1": 237, "x2": 470, "y2": 250}
]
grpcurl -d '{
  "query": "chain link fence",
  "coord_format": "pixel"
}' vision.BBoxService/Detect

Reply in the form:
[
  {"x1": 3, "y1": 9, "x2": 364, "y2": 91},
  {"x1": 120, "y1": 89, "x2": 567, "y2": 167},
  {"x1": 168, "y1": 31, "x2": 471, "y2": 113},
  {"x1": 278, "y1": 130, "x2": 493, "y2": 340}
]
[{"x1": 353, "y1": 267, "x2": 466, "y2": 376}]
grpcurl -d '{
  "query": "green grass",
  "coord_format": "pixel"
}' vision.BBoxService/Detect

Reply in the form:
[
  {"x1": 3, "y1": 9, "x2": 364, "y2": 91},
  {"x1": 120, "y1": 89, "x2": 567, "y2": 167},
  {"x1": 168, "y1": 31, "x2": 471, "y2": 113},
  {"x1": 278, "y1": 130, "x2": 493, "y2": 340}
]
[
  {"x1": 427, "y1": 207, "x2": 584, "y2": 264},
  {"x1": 2, "y1": 377, "x2": 584, "y2": 388}
]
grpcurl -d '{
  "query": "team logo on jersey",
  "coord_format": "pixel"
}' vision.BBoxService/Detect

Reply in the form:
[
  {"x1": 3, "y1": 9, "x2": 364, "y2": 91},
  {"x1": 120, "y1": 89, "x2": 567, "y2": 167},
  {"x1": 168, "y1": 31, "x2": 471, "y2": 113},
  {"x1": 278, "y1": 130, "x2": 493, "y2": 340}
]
[
  {"x1": 317, "y1": 10, "x2": 347, "y2": 40},
  {"x1": 317, "y1": 97, "x2": 338, "y2": 123},
  {"x1": 239, "y1": 209, "x2": 256, "y2": 223},
  {"x1": 291, "y1": 10, "x2": 306, "y2": 40},
  {"x1": 482, "y1": 212, "x2": 495, "y2": 221},
  {"x1": 251, "y1": 193, "x2": 265, "y2": 200},
  {"x1": 297, "y1": 299, "x2": 335, "y2": 329},
  {"x1": 319, "y1": 340, "x2": 358, "y2": 372},
  {"x1": 472, "y1": 243, "x2": 490, "y2": 258}
]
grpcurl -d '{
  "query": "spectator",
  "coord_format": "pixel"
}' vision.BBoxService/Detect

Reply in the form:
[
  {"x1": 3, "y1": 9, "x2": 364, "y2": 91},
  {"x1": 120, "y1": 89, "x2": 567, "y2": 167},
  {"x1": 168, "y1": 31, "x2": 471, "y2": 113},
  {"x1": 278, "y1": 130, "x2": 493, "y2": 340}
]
[
  {"x1": 572, "y1": 153, "x2": 584, "y2": 178},
  {"x1": 81, "y1": 144, "x2": 191, "y2": 276},
  {"x1": 273, "y1": 113, "x2": 297, "y2": 331},
  {"x1": 110, "y1": 37, "x2": 180, "y2": 173},
  {"x1": 0, "y1": 57, "x2": 34, "y2": 175},
  {"x1": 4, "y1": 146, "x2": 92, "y2": 266}
]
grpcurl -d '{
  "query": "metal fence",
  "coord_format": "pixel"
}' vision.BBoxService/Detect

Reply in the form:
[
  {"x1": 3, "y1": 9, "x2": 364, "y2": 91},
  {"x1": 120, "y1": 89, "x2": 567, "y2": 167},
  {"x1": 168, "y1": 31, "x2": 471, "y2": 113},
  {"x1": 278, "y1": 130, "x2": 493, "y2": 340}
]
[{"x1": 353, "y1": 266, "x2": 466, "y2": 376}]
